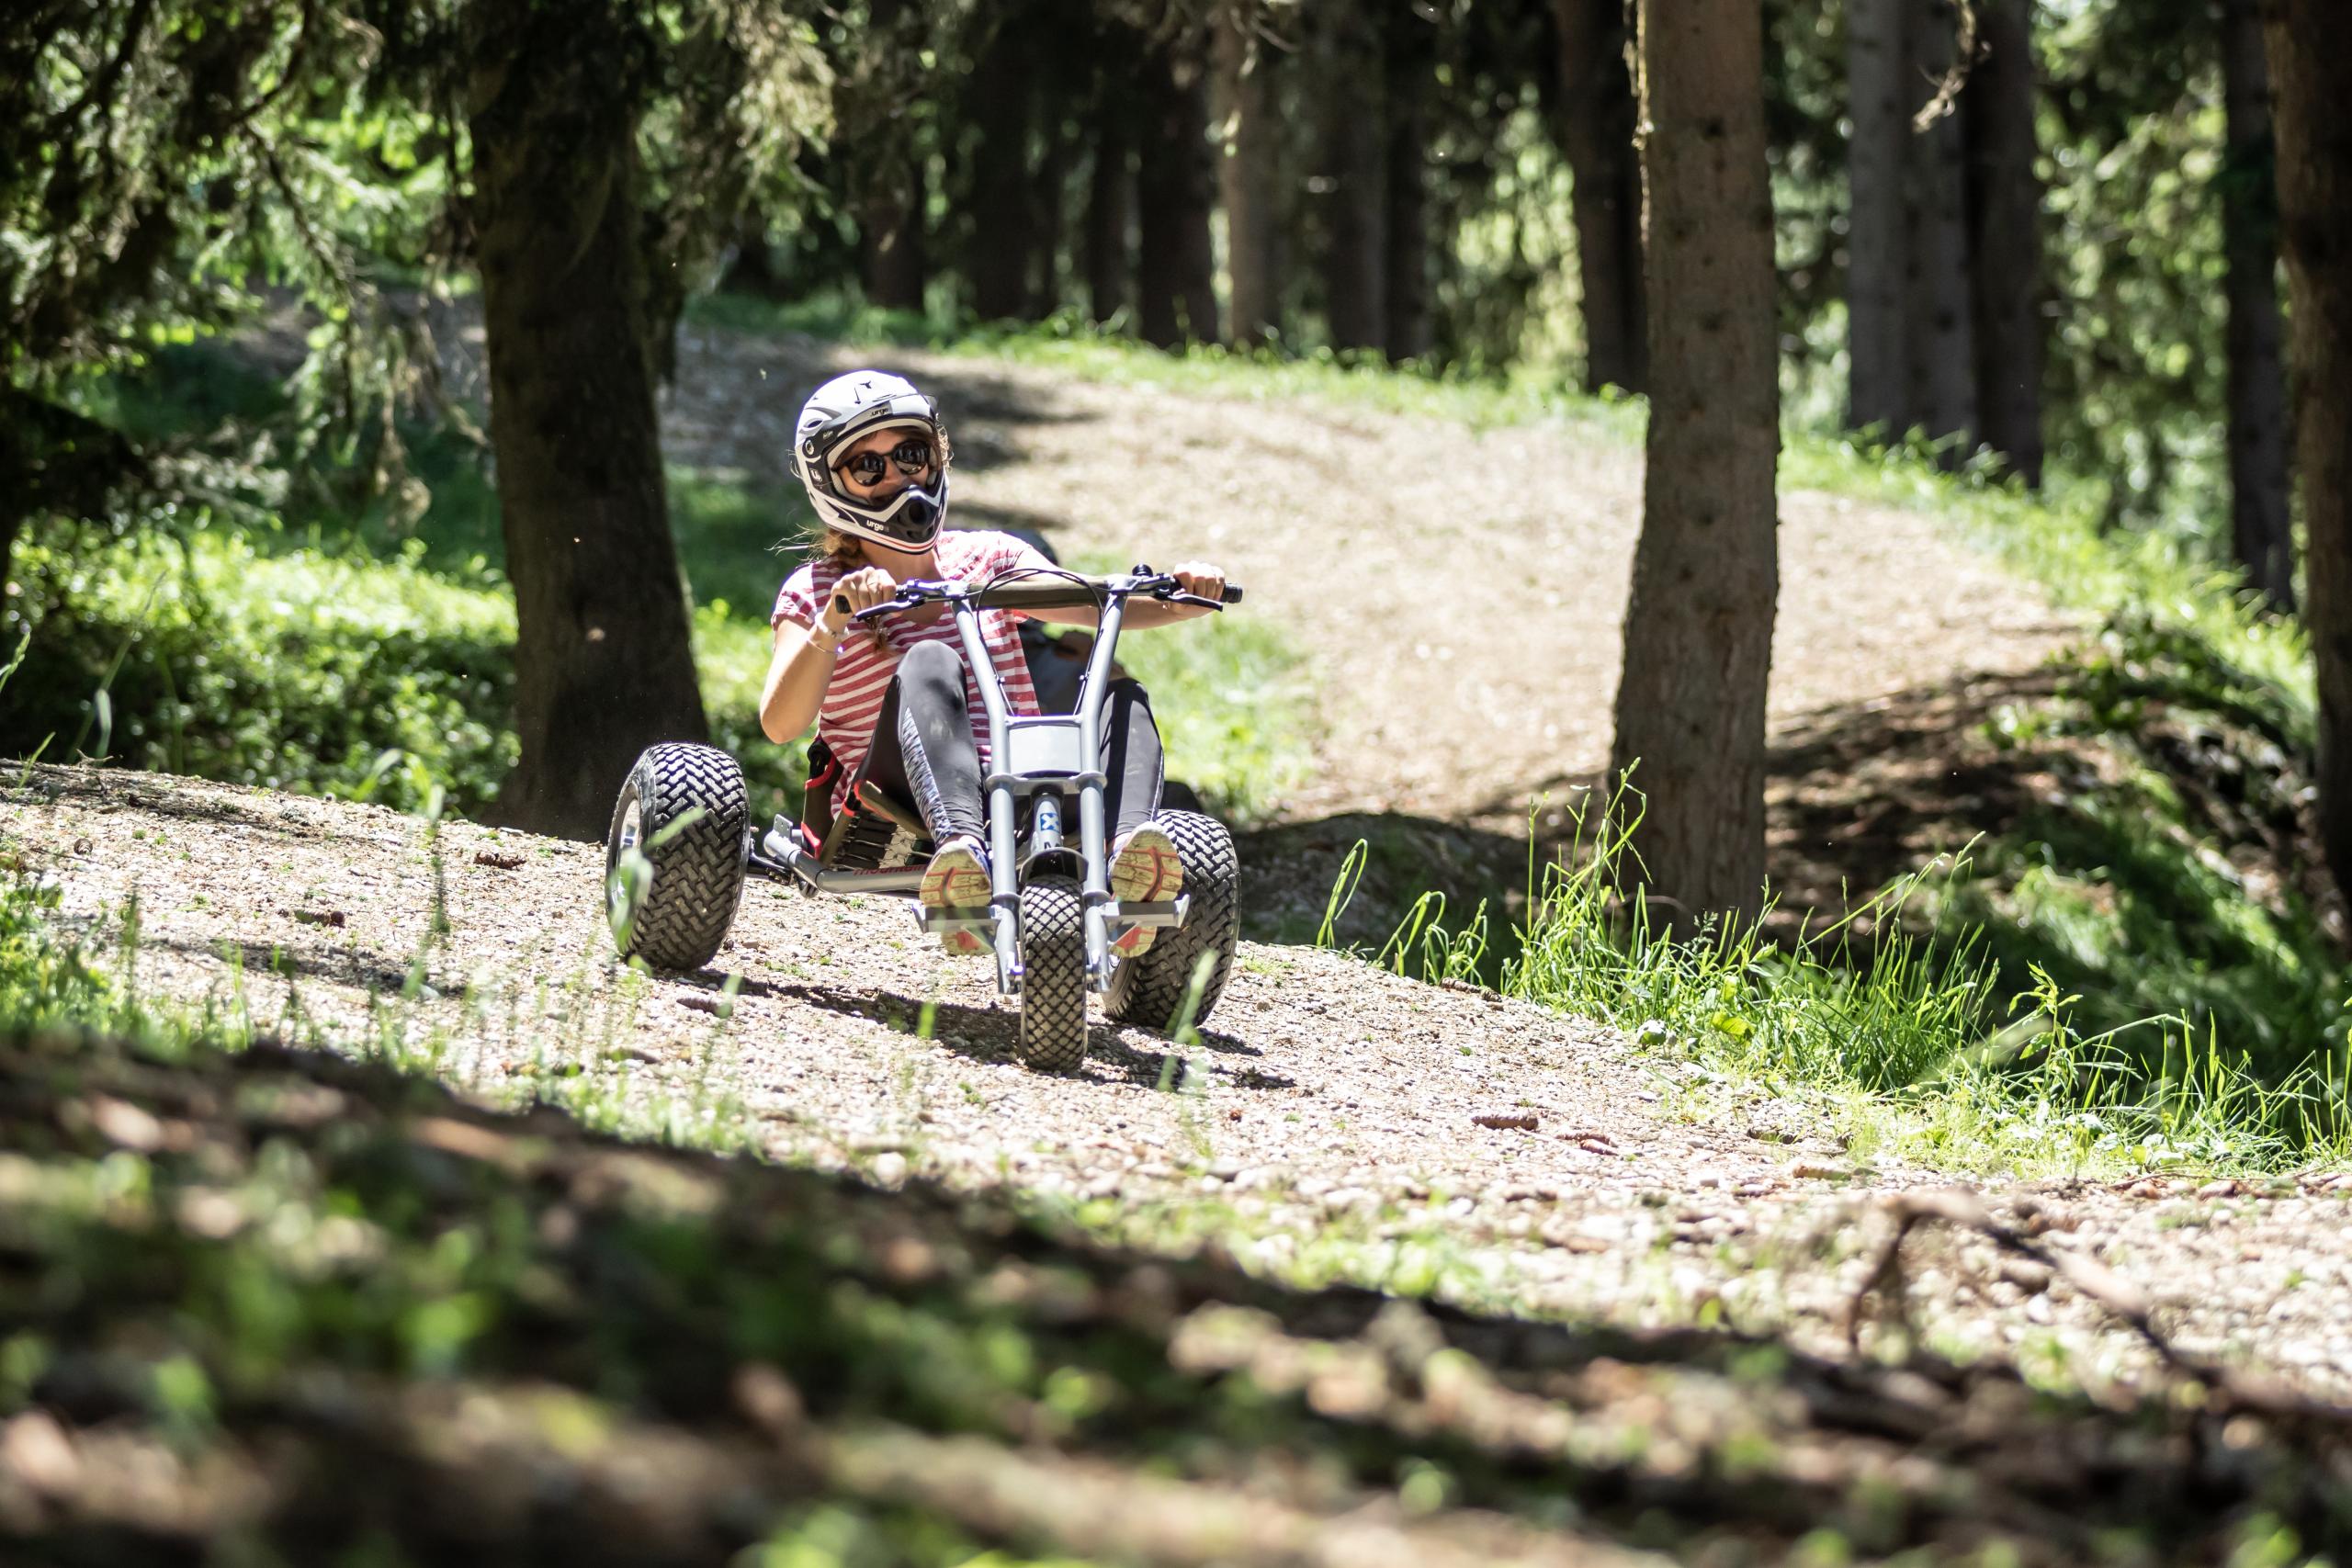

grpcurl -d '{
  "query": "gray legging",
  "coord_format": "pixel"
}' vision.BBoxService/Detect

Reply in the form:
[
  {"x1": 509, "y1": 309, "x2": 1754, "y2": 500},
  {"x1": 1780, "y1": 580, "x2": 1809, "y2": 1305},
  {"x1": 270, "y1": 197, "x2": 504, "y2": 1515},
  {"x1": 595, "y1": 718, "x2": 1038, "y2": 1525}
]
[{"x1": 853, "y1": 639, "x2": 1163, "y2": 846}]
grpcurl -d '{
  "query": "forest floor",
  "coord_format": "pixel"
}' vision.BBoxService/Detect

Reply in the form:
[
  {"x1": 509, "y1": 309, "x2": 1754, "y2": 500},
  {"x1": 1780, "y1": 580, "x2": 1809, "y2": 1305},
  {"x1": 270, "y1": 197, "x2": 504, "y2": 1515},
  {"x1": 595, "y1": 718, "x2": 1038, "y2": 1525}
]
[{"x1": 8, "y1": 761, "x2": 2352, "y2": 1560}]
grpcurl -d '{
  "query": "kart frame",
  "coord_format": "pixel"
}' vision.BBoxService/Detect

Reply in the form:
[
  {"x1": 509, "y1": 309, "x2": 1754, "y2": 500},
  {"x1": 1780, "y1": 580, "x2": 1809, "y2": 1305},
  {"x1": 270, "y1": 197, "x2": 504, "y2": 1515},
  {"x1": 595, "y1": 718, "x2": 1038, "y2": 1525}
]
[{"x1": 742, "y1": 567, "x2": 1238, "y2": 998}]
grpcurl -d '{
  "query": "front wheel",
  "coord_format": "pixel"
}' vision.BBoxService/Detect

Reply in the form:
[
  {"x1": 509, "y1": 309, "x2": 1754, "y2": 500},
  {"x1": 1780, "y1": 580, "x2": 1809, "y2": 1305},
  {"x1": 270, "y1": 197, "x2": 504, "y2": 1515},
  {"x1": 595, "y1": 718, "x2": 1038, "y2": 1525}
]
[
  {"x1": 605, "y1": 743, "x2": 750, "y2": 972},
  {"x1": 1016, "y1": 874, "x2": 1089, "y2": 1073},
  {"x1": 1105, "y1": 810, "x2": 1238, "y2": 1033}
]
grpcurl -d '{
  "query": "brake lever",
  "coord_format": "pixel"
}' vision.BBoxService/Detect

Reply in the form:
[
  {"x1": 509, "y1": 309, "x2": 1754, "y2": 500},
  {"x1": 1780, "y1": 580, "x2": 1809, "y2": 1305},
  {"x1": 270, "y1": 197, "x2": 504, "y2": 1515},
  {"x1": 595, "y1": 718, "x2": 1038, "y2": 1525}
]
[{"x1": 838, "y1": 592, "x2": 923, "y2": 625}]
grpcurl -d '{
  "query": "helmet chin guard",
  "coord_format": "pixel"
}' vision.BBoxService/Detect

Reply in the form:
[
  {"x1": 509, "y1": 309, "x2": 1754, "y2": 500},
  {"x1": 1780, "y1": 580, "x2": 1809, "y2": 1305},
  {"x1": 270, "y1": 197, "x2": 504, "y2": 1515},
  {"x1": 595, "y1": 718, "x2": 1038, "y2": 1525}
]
[{"x1": 793, "y1": 371, "x2": 952, "y2": 552}]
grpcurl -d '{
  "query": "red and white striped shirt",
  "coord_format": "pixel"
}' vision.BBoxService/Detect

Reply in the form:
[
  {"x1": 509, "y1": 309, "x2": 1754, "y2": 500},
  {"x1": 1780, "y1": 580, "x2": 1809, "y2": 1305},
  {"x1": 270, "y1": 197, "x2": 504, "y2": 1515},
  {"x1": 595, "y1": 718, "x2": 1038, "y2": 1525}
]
[{"x1": 772, "y1": 529, "x2": 1052, "y2": 818}]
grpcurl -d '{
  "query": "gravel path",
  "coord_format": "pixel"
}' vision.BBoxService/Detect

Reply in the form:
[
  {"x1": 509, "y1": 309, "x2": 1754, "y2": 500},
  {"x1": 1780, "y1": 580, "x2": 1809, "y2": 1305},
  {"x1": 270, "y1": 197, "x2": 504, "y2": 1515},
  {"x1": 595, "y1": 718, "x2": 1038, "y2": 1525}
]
[
  {"x1": 14, "y1": 764, "x2": 2349, "y2": 1405},
  {"x1": 655, "y1": 325, "x2": 2074, "y2": 827}
]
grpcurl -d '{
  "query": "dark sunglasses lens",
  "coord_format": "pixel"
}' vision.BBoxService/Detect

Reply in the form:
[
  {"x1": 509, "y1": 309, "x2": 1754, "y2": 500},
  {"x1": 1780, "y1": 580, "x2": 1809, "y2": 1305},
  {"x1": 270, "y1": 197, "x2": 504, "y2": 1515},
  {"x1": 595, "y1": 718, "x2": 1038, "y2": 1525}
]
[
  {"x1": 845, "y1": 452, "x2": 888, "y2": 481},
  {"x1": 889, "y1": 438, "x2": 933, "y2": 468}
]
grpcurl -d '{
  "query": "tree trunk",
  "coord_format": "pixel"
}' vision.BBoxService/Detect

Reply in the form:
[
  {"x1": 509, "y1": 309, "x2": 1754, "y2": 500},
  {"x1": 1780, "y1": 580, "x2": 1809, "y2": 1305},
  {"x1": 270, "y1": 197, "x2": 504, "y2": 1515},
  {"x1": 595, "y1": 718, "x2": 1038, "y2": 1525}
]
[
  {"x1": 1211, "y1": 6, "x2": 1281, "y2": 347},
  {"x1": 861, "y1": 172, "x2": 929, "y2": 312},
  {"x1": 1554, "y1": 0, "x2": 1648, "y2": 394},
  {"x1": 1029, "y1": 84, "x2": 1079, "y2": 319},
  {"x1": 1846, "y1": 0, "x2": 1907, "y2": 433},
  {"x1": 964, "y1": 17, "x2": 1035, "y2": 322},
  {"x1": 1609, "y1": 0, "x2": 1781, "y2": 928},
  {"x1": 1382, "y1": 6, "x2": 1432, "y2": 362},
  {"x1": 1084, "y1": 56, "x2": 1135, "y2": 327},
  {"x1": 1903, "y1": 0, "x2": 1976, "y2": 449},
  {"x1": 843, "y1": 0, "x2": 927, "y2": 311},
  {"x1": 1962, "y1": 0, "x2": 2045, "y2": 485},
  {"x1": 467, "y1": 1, "x2": 707, "y2": 840},
  {"x1": 1315, "y1": 2, "x2": 1385, "y2": 353},
  {"x1": 2267, "y1": 0, "x2": 2352, "y2": 894},
  {"x1": 2224, "y1": 0, "x2": 2294, "y2": 609},
  {"x1": 1136, "y1": 36, "x2": 1219, "y2": 346}
]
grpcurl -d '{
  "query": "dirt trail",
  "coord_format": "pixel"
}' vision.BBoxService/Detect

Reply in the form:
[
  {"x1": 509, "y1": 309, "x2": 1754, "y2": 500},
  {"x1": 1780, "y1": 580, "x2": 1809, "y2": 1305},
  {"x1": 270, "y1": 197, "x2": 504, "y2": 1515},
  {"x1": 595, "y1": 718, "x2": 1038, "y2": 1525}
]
[
  {"x1": 655, "y1": 324, "x2": 2072, "y2": 827},
  {"x1": 14, "y1": 764, "x2": 2350, "y2": 1407}
]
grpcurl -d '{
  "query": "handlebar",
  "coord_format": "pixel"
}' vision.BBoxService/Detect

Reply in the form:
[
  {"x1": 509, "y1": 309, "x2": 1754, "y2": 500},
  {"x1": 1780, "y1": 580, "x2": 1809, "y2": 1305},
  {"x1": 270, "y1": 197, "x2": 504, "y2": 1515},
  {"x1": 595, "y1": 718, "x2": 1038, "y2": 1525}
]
[{"x1": 835, "y1": 573, "x2": 1243, "y2": 622}]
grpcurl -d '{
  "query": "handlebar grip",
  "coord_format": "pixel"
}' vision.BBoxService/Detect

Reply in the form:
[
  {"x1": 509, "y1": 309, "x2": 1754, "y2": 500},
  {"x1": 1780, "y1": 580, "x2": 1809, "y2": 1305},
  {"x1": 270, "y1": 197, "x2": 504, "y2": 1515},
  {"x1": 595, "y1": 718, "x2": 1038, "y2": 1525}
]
[
  {"x1": 832, "y1": 593, "x2": 851, "y2": 615},
  {"x1": 1221, "y1": 585, "x2": 1244, "y2": 604}
]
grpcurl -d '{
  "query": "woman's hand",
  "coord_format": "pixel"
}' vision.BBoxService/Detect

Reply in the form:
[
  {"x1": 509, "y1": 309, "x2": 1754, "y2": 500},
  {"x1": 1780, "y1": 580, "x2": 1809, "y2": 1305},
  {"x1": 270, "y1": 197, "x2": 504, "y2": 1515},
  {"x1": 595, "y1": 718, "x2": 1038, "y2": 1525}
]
[
  {"x1": 821, "y1": 566, "x2": 899, "y2": 634},
  {"x1": 1170, "y1": 561, "x2": 1227, "y2": 615}
]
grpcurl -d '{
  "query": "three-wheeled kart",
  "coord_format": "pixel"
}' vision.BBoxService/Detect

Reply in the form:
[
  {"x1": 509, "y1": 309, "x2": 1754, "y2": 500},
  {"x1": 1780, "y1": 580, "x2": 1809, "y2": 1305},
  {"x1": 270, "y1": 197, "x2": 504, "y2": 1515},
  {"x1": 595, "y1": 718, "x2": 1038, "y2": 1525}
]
[{"x1": 603, "y1": 566, "x2": 1244, "y2": 1072}]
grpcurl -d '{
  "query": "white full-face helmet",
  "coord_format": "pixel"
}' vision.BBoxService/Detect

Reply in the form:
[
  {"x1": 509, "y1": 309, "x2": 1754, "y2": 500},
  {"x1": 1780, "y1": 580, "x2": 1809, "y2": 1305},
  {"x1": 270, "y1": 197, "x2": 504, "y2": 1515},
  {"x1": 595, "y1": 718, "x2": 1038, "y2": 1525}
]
[{"x1": 792, "y1": 370, "x2": 950, "y2": 553}]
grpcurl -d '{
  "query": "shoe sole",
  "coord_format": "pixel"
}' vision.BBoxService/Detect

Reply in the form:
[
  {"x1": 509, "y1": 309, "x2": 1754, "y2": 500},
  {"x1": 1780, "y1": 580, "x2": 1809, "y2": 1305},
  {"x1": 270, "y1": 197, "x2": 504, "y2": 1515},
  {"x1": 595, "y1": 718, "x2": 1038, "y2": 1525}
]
[
  {"x1": 921, "y1": 846, "x2": 992, "y2": 956},
  {"x1": 1107, "y1": 826, "x2": 1183, "y2": 957}
]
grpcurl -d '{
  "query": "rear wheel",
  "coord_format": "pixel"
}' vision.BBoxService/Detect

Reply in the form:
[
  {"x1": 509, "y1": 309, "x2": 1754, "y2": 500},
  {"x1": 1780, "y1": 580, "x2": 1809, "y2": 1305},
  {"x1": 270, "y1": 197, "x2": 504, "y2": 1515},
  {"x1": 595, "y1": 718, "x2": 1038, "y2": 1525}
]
[
  {"x1": 1105, "y1": 810, "x2": 1238, "y2": 1033},
  {"x1": 1016, "y1": 874, "x2": 1089, "y2": 1072},
  {"x1": 605, "y1": 743, "x2": 749, "y2": 971}
]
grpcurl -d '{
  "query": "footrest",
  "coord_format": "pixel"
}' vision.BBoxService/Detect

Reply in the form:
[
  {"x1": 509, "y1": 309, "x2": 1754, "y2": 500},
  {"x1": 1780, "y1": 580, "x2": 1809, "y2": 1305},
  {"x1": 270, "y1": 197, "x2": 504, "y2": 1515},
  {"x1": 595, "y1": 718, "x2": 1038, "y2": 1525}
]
[
  {"x1": 1108, "y1": 896, "x2": 1190, "y2": 930},
  {"x1": 913, "y1": 904, "x2": 996, "y2": 936}
]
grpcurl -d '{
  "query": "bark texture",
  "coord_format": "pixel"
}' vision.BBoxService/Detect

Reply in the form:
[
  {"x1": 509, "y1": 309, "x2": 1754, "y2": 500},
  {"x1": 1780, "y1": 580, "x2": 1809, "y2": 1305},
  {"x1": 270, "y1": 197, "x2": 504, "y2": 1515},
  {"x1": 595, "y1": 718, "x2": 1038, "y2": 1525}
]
[
  {"x1": 1962, "y1": 0, "x2": 2045, "y2": 485},
  {"x1": 466, "y1": 0, "x2": 708, "y2": 840},
  {"x1": 1609, "y1": 0, "x2": 1781, "y2": 927},
  {"x1": 1029, "y1": 85, "x2": 1078, "y2": 319},
  {"x1": 1085, "y1": 68, "x2": 1135, "y2": 326},
  {"x1": 1846, "y1": 0, "x2": 1908, "y2": 433},
  {"x1": 964, "y1": 16, "x2": 1037, "y2": 322},
  {"x1": 1849, "y1": 0, "x2": 1978, "y2": 451},
  {"x1": 1554, "y1": 0, "x2": 1648, "y2": 393},
  {"x1": 2267, "y1": 0, "x2": 2352, "y2": 893},
  {"x1": 1212, "y1": 7, "x2": 1282, "y2": 347},
  {"x1": 2224, "y1": 0, "x2": 2295, "y2": 609},
  {"x1": 1903, "y1": 2, "x2": 1976, "y2": 448},
  {"x1": 1382, "y1": 8, "x2": 1432, "y2": 362},
  {"x1": 1315, "y1": 3, "x2": 1385, "y2": 353},
  {"x1": 853, "y1": 0, "x2": 927, "y2": 312},
  {"x1": 1136, "y1": 37, "x2": 1219, "y2": 346}
]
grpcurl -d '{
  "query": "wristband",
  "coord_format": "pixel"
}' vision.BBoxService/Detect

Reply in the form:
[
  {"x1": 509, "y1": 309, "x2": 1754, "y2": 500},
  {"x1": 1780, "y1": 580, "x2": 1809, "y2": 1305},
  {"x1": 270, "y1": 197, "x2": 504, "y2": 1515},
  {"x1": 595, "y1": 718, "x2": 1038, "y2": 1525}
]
[{"x1": 807, "y1": 618, "x2": 843, "y2": 650}]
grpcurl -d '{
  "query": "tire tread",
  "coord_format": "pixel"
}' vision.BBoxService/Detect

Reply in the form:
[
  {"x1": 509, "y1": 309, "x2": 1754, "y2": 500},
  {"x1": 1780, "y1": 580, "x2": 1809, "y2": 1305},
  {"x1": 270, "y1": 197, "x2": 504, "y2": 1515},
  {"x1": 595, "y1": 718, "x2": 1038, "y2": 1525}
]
[
  {"x1": 608, "y1": 743, "x2": 750, "y2": 972},
  {"x1": 1104, "y1": 811, "x2": 1238, "y2": 1032},
  {"x1": 1017, "y1": 874, "x2": 1089, "y2": 1072}
]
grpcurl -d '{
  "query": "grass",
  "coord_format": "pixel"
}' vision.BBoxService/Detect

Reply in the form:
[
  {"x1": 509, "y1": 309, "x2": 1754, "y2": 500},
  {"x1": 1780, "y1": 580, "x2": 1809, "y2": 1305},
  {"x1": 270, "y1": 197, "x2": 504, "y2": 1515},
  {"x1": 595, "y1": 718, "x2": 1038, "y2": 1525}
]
[{"x1": 1317, "y1": 784, "x2": 2352, "y2": 1179}]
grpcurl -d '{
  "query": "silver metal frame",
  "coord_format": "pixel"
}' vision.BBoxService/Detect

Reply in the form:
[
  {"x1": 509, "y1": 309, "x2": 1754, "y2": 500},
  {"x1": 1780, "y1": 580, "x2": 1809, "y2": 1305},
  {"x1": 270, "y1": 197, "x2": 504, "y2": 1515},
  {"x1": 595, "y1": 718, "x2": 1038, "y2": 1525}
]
[{"x1": 750, "y1": 572, "x2": 1204, "y2": 996}]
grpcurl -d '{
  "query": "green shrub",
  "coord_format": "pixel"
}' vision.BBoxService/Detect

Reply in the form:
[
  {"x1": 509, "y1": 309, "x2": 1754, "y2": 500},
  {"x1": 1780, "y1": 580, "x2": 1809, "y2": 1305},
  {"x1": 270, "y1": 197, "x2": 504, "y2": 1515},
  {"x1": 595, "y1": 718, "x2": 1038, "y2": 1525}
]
[
  {"x1": 6, "y1": 524, "x2": 518, "y2": 814},
  {"x1": 0, "y1": 874, "x2": 112, "y2": 1032}
]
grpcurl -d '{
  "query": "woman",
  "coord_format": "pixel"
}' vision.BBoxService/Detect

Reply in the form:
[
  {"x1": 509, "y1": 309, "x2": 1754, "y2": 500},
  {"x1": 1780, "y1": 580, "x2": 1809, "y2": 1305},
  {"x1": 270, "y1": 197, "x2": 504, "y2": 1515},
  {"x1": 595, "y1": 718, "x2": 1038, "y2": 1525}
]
[{"x1": 760, "y1": 370, "x2": 1227, "y2": 956}]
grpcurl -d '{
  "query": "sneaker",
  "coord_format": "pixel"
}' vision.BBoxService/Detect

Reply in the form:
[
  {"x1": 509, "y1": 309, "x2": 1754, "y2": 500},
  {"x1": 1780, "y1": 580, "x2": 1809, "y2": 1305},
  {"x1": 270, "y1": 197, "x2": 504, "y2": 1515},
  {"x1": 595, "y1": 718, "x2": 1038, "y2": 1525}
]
[
  {"x1": 920, "y1": 834, "x2": 992, "y2": 956},
  {"x1": 1107, "y1": 820, "x2": 1184, "y2": 957}
]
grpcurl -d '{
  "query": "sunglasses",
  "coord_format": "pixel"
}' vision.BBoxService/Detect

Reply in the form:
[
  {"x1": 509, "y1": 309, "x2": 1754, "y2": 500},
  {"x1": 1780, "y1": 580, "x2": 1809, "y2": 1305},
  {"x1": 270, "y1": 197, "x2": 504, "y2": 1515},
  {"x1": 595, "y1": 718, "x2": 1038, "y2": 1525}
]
[{"x1": 838, "y1": 437, "x2": 936, "y2": 485}]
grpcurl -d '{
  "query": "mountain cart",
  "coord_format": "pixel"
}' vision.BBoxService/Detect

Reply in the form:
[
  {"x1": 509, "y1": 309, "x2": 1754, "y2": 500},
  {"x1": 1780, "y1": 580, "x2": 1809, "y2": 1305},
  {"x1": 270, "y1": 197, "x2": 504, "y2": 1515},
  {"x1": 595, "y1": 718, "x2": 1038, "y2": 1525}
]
[{"x1": 603, "y1": 566, "x2": 1245, "y2": 1072}]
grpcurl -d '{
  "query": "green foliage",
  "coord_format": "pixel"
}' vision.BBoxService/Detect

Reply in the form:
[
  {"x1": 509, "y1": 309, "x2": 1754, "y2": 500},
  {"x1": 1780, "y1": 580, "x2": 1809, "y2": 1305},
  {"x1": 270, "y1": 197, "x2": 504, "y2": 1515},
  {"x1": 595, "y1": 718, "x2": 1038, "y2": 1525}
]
[
  {"x1": 1463, "y1": 788, "x2": 2350, "y2": 1175},
  {"x1": 0, "y1": 876, "x2": 111, "y2": 1032},
  {"x1": 5, "y1": 525, "x2": 517, "y2": 814},
  {"x1": 1785, "y1": 425, "x2": 2346, "y2": 1081}
]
